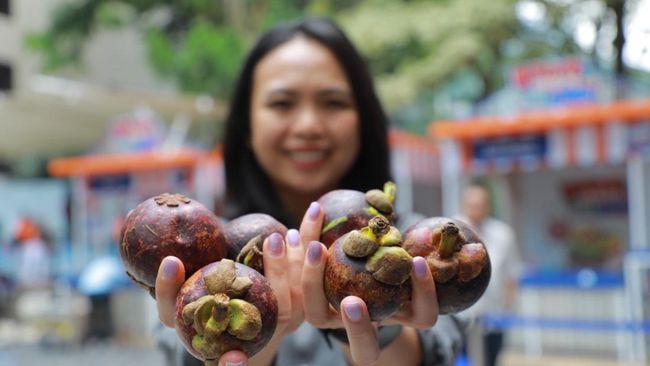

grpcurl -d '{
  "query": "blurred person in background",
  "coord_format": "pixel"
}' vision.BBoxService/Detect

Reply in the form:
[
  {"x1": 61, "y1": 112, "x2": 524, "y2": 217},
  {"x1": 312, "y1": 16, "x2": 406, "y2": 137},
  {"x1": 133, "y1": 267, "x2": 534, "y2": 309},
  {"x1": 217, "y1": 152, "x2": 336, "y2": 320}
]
[
  {"x1": 154, "y1": 16, "x2": 464, "y2": 366},
  {"x1": 13, "y1": 217, "x2": 52, "y2": 291},
  {"x1": 457, "y1": 183, "x2": 522, "y2": 366}
]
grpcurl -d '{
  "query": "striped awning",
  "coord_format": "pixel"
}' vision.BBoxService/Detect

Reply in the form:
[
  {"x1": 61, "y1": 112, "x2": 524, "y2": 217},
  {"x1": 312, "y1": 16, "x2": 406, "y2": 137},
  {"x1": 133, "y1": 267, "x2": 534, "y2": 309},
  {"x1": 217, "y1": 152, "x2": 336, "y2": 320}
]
[{"x1": 429, "y1": 99, "x2": 650, "y2": 174}]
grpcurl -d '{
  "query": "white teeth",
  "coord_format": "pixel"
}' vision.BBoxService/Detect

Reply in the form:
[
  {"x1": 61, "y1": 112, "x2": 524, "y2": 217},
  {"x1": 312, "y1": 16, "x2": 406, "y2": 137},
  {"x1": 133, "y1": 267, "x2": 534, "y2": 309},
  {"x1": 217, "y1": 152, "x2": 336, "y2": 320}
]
[{"x1": 290, "y1": 151, "x2": 325, "y2": 162}]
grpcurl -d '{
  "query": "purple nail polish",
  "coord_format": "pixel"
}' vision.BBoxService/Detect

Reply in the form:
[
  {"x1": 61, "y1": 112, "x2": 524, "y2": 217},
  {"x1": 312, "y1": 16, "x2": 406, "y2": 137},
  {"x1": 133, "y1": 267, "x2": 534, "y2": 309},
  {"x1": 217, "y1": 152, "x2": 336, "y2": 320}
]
[
  {"x1": 343, "y1": 301, "x2": 363, "y2": 322},
  {"x1": 413, "y1": 256, "x2": 428, "y2": 279},
  {"x1": 287, "y1": 229, "x2": 300, "y2": 248},
  {"x1": 161, "y1": 257, "x2": 177, "y2": 280},
  {"x1": 268, "y1": 232, "x2": 284, "y2": 257},
  {"x1": 307, "y1": 201, "x2": 320, "y2": 220},
  {"x1": 307, "y1": 241, "x2": 322, "y2": 265},
  {"x1": 225, "y1": 362, "x2": 245, "y2": 366}
]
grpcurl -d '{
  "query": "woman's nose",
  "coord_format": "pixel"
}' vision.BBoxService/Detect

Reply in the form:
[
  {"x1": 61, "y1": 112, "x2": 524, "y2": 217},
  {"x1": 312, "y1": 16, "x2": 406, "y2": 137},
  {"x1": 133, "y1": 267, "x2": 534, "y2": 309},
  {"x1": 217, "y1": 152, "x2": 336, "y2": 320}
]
[{"x1": 292, "y1": 105, "x2": 325, "y2": 135}]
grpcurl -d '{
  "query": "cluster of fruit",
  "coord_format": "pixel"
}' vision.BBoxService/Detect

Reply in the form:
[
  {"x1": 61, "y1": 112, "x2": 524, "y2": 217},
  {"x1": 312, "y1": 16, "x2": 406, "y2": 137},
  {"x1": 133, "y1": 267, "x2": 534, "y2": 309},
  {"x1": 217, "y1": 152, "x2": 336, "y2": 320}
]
[{"x1": 118, "y1": 182, "x2": 490, "y2": 362}]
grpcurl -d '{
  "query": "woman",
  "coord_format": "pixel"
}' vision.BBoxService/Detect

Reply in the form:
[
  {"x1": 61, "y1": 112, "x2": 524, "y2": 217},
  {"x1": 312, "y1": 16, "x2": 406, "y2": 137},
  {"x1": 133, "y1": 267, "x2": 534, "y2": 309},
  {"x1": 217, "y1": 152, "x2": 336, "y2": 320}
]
[{"x1": 155, "y1": 17, "x2": 463, "y2": 366}]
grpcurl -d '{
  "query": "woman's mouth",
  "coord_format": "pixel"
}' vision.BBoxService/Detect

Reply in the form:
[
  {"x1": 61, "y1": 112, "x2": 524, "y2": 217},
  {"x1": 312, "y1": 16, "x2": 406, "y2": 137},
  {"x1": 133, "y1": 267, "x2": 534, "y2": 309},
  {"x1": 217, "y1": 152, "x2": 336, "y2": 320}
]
[{"x1": 287, "y1": 150, "x2": 328, "y2": 169}]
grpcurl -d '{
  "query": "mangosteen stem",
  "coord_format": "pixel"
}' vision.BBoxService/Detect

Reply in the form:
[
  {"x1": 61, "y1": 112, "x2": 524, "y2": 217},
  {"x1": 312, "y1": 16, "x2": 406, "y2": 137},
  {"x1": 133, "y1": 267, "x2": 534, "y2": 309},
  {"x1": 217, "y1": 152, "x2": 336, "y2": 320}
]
[
  {"x1": 438, "y1": 222, "x2": 460, "y2": 259},
  {"x1": 368, "y1": 216, "x2": 390, "y2": 237},
  {"x1": 383, "y1": 181, "x2": 397, "y2": 203}
]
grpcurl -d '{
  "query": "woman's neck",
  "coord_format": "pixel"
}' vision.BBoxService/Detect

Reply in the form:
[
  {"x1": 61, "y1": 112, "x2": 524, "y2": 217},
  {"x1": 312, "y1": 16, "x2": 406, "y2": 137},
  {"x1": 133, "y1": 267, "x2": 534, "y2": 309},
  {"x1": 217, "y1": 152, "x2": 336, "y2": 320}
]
[{"x1": 275, "y1": 187, "x2": 322, "y2": 225}]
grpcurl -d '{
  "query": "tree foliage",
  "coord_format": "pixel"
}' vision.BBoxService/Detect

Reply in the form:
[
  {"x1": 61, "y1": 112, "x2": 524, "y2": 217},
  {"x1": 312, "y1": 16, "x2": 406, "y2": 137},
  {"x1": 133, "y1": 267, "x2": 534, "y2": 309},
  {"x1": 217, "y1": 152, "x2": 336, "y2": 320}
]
[{"x1": 27, "y1": 0, "x2": 639, "y2": 134}]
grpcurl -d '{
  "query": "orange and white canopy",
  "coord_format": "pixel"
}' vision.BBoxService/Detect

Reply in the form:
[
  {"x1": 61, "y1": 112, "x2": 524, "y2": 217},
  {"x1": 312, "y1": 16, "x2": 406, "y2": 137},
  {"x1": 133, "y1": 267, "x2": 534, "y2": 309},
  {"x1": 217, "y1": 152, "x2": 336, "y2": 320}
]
[{"x1": 429, "y1": 99, "x2": 650, "y2": 175}]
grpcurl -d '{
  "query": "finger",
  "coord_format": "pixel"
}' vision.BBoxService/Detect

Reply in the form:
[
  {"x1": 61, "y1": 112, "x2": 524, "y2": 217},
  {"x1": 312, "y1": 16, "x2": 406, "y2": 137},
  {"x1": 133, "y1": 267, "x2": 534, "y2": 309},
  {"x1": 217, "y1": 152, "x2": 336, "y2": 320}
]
[
  {"x1": 299, "y1": 201, "x2": 323, "y2": 247},
  {"x1": 340, "y1": 296, "x2": 380, "y2": 366},
  {"x1": 405, "y1": 256, "x2": 438, "y2": 328},
  {"x1": 285, "y1": 229, "x2": 304, "y2": 285},
  {"x1": 216, "y1": 350, "x2": 248, "y2": 366},
  {"x1": 302, "y1": 240, "x2": 338, "y2": 328},
  {"x1": 263, "y1": 232, "x2": 292, "y2": 330},
  {"x1": 155, "y1": 256, "x2": 185, "y2": 327},
  {"x1": 285, "y1": 229, "x2": 305, "y2": 332}
]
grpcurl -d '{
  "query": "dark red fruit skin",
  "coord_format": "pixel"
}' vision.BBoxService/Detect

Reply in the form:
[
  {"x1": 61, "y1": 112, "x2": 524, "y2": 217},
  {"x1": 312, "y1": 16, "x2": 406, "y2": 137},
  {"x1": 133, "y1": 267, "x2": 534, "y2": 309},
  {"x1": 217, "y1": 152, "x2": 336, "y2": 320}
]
[
  {"x1": 175, "y1": 261, "x2": 278, "y2": 360},
  {"x1": 319, "y1": 190, "x2": 378, "y2": 248},
  {"x1": 119, "y1": 195, "x2": 228, "y2": 296},
  {"x1": 323, "y1": 232, "x2": 412, "y2": 321},
  {"x1": 402, "y1": 217, "x2": 491, "y2": 314},
  {"x1": 224, "y1": 213, "x2": 288, "y2": 260}
]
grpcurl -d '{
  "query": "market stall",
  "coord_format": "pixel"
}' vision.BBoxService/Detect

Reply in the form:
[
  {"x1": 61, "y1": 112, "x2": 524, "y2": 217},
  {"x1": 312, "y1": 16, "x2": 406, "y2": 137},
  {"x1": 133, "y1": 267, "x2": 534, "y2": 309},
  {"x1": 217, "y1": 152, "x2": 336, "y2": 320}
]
[
  {"x1": 430, "y1": 98, "x2": 650, "y2": 363},
  {"x1": 388, "y1": 128, "x2": 441, "y2": 217}
]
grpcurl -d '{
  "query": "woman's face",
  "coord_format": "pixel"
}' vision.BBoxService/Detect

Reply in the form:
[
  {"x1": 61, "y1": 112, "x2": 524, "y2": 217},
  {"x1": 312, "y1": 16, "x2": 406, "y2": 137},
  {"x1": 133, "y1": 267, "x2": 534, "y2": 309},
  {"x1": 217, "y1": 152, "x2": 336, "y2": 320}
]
[{"x1": 250, "y1": 36, "x2": 360, "y2": 198}]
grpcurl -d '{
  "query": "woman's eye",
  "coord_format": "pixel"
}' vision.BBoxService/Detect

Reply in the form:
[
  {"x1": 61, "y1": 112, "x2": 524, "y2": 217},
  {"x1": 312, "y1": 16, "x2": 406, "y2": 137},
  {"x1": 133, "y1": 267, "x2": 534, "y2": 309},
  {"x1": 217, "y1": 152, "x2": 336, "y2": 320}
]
[
  {"x1": 324, "y1": 99, "x2": 350, "y2": 109},
  {"x1": 269, "y1": 100, "x2": 293, "y2": 110}
]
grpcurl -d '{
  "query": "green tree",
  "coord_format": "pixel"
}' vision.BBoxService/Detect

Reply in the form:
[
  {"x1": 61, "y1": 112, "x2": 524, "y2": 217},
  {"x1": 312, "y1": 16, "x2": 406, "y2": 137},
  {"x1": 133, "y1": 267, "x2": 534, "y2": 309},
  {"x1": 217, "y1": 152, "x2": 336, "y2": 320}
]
[
  {"x1": 26, "y1": 0, "x2": 358, "y2": 98},
  {"x1": 28, "y1": 0, "x2": 643, "y2": 135}
]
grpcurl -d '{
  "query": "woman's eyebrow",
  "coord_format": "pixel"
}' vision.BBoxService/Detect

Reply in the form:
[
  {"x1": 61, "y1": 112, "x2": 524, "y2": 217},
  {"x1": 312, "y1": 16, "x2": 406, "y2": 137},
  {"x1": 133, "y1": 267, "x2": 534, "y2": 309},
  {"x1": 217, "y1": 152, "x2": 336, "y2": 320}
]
[
  {"x1": 317, "y1": 88, "x2": 353, "y2": 98},
  {"x1": 266, "y1": 87, "x2": 297, "y2": 97}
]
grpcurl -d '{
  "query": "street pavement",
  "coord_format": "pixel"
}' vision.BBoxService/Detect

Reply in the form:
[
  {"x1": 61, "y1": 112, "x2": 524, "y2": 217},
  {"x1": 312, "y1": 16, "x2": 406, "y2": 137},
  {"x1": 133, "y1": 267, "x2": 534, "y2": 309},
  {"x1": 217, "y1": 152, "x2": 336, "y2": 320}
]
[{"x1": 0, "y1": 342, "x2": 167, "y2": 366}]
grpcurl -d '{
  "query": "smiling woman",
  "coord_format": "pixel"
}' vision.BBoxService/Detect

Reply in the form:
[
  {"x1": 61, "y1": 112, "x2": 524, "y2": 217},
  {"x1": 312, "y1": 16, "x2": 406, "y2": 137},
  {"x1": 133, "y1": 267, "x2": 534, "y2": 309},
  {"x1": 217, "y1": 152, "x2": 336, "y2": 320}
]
[
  {"x1": 155, "y1": 16, "x2": 462, "y2": 366},
  {"x1": 222, "y1": 17, "x2": 391, "y2": 228},
  {"x1": 249, "y1": 36, "x2": 361, "y2": 220}
]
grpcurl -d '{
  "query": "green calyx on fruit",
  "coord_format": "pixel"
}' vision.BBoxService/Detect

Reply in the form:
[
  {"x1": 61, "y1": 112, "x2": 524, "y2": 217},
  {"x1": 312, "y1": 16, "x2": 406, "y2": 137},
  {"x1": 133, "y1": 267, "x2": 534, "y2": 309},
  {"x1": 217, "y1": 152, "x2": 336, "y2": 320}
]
[
  {"x1": 322, "y1": 216, "x2": 349, "y2": 235},
  {"x1": 236, "y1": 235, "x2": 264, "y2": 273},
  {"x1": 182, "y1": 259, "x2": 261, "y2": 347},
  {"x1": 227, "y1": 299, "x2": 263, "y2": 341},
  {"x1": 365, "y1": 181, "x2": 397, "y2": 217},
  {"x1": 342, "y1": 215, "x2": 412, "y2": 286},
  {"x1": 342, "y1": 230, "x2": 378, "y2": 258},
  {"x1": 366, "y1": 246, "x2": 412, "y2": 285}
]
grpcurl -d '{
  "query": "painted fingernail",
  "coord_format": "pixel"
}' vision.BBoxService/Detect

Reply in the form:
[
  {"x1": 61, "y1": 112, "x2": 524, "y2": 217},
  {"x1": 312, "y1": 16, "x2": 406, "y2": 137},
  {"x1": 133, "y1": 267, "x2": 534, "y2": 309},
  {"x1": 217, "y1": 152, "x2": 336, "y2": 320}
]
[
  {"x1": 307, "y1": 241, "x2": 322, "y2": 265},
  {"x1": 161, "y1": 257, "x2": 177, "y2": 280},
  {"x1": 307, "y1": 201, "x2": 321, "y2": 220},
  {"x1": 413, "y1": 256, "x2": 428, "y2": 279},
  {"x1": 343, "y1": 301, "x2": 363, "y2": 322},
  {"x1": 287, "y1": 229, "x2": 300, "y2": 248},
  {"x1": 268, "y1": 232, "x2": 284, "y2": 257},
  {"x1": 225, "y1": 362, "x2": 245, "y2": 366}
]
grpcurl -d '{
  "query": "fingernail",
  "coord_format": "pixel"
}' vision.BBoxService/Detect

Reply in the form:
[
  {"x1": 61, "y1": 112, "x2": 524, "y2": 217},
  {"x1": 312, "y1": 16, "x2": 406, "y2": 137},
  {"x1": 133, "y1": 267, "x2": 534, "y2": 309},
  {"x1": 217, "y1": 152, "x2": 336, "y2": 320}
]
[
  {"x1": 343, "y1": 301, "x2": 363, "y2": 322},
  {"x1": 161, "y1": 257, "x2": 177, "y2": 280},
  {"x1": 307, "y1": 241, "x2": 322, "y2": 265},
  {"x1": 287, "y1": 229, "x2": 300, "y2": 248},
  {"x1": 307, "y1": 201, "x2": 321, "y2": 220},
  {"x1": 268, "y1": 232, "x2": 284, "y2": 257},
  {"x1": 225, "y1": 362, "x2": 244, "y2": 366},
  {"x1": 413, "y1": 256, "x2": 428, "y2": 279}
]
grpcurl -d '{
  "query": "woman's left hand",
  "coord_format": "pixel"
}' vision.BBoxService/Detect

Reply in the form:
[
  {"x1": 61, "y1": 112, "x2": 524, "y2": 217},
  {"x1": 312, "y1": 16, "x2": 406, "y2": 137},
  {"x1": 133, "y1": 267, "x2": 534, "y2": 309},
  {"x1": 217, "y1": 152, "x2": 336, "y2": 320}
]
[{"x1": 298, "y1": 202, "x2": 439, "y2": 365}]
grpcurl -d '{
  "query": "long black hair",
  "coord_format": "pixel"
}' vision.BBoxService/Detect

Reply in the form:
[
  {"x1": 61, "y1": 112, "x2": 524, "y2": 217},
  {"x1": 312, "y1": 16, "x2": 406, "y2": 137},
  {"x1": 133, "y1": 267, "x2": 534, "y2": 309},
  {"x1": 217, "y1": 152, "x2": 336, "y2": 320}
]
[{"x1": 222, "y1": 17, "x2": 391, "y2": 227}]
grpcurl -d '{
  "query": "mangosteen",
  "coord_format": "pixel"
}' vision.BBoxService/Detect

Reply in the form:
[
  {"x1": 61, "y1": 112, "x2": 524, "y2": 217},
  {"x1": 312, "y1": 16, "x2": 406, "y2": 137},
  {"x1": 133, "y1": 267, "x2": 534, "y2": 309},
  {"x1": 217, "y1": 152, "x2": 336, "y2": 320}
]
[
  {"x1": 319, "y1": 181, "x2": 397, "y2": 247},
  {"x1": 224, "y1": 213, "x2": 288, "y2": 275},
  {"x1": 402, "y1": 217, "x2": 491, "y2": 314},
  {"x1": 323, "y1": 216, "x2": 412, "y2": 321},
  {"x1": 175, "y1": 259, "x2": 278, "y2": 362},
  {"x1": 119, "y1": 193, "x2": 228, "y2": 297}
]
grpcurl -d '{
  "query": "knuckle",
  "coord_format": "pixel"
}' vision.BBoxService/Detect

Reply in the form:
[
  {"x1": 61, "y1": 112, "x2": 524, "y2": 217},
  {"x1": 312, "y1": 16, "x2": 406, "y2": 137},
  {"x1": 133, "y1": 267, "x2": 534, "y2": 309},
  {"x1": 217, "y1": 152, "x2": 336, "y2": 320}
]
[{"x1": 305, "y1": 314, "x2": 330, "y2": 328}]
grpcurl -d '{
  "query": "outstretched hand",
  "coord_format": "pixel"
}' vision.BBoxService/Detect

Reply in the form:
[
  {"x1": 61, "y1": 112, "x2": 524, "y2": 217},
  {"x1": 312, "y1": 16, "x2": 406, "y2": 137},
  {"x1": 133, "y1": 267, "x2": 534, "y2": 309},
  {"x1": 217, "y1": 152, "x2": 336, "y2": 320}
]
[
  {"x1": 299, "y1": 201, "x2": 439, "y2": 365},
  {"x1": 154, "y1": 226, "x2": 306, "y2": 366}
]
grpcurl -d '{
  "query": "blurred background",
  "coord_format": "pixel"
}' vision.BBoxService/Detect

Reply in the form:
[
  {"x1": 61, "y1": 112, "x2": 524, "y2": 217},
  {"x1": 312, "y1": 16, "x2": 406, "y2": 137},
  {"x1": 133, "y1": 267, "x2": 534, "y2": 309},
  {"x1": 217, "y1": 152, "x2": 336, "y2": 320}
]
[{"x1": 1, "y1": 0, "x2": 649, "y2": 365}]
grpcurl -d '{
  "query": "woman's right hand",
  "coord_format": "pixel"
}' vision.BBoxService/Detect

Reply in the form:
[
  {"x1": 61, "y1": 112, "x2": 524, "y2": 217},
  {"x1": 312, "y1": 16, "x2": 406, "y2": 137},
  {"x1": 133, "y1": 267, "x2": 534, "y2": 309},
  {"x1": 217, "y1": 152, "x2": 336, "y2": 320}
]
[{"x1": 154, "y1": 227, "x2": 306, "y2": 365}]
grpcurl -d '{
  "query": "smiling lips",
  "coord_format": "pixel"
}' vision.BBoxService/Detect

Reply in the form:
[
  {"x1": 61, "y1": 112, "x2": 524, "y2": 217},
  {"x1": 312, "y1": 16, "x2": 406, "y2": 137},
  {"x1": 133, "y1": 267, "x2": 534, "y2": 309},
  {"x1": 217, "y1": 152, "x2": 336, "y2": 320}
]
[{"x1": 286, "y1": 149, "x2": 329, "y2": 169}]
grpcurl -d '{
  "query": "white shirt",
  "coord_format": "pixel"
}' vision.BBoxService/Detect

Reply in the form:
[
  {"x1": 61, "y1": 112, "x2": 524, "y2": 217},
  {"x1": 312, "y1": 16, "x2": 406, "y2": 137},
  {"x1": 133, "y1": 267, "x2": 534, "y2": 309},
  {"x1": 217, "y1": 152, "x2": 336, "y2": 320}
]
[{"x1": 456, "y1": 216, "x2": 522, "y2": 318}]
